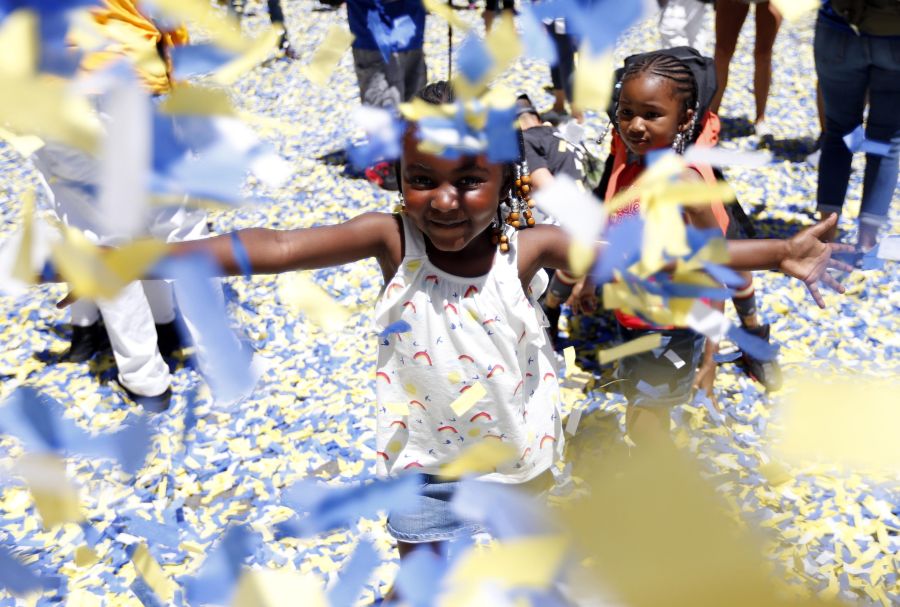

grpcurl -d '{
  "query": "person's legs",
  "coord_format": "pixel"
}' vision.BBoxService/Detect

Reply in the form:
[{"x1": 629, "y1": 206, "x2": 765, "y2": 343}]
[
  {"x1": 752, "y1": 1, "x2": 781, "y2": 124},
  {"x1": 396, "y1": 49, "x2": 427, "y2": 104},
  {"x1": 710, "y1": 0, "x2": 750, "y2": 114},
  {"x1": 814, "y1": 18, "x2": 869, "y2": 240},
  {"x1": 352, "y1": 47, "x2": 401, "y2": 109},
  {"x1": 856, "y1": 37, "x2": 900, "y2": 250},
  {"x1": 96, "y1": 281, "x2": 171, "y2": 398},
  {"x1": 142, "y1": 281, "x2": 176, "y2": 325},
  {"x1": 266, "y1": 0, "x2": 284, "y2": 24}
]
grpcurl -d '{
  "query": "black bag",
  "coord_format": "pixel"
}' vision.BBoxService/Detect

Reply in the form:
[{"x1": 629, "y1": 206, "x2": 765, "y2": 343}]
[{"x1": 829, "y1": 0, "x2": 900, "y2": 36}]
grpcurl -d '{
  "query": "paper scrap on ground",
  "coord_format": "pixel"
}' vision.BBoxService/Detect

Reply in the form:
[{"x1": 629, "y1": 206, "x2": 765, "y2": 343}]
[
  {"x1": 13, "y1": 453, "x2": 84, "y2": 528},
  {"x1": 131, "y1": 543, "x2": 177, "y2": 604},
  {"x1": 877, "y1": 234, "x2": 900, "y2": 261}
]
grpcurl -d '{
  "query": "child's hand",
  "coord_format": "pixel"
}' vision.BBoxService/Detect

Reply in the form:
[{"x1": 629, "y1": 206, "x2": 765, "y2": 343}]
[
  {"x1": 567, "y1": 276, "x2": 597, "y2": 315},
  {"x1": 779, "y1": 214, "x2": 855, "y2": 308}
]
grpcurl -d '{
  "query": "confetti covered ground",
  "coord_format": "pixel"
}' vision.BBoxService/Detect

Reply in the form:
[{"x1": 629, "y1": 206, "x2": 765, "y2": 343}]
[{"x1": 1, "y1": 2, "x2": 899, "y2": 605}]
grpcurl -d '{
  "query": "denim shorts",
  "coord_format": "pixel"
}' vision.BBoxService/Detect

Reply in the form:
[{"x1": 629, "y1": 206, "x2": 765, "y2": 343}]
[
  {"x1": 386, "y1": 473, "x2": 554, "y2": 544},
  {"x1": 616, "y1": 328, "x2": 705, "y2": 409}
]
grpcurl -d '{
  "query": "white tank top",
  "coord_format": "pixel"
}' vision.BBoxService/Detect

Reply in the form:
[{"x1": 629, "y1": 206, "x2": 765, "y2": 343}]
[{"x1": 373, "y1": 215, "x2": 564, "y2": 484}]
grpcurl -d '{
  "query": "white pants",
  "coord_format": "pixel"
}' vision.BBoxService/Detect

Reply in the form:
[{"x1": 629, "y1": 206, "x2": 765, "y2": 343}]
[
  {"x1": 658, "y1": 0, "x2": 712, "y2": 53},
  {"x1": 33, "y1": 143, "x2": 218, "y2": 398}
]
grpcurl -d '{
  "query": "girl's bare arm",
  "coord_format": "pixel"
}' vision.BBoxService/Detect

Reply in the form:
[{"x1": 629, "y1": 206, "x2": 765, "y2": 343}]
[{"x1": 170, "y1": 212, "x2": 403, "y2": 278}]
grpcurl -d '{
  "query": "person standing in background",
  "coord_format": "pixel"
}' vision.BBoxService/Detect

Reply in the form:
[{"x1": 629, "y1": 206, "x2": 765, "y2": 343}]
[
  {"x1": 814, "y1": 0, "x2": 900, "y2": 251},
  {"x1": 709, "y1": 0, "x2": 782, "y2": 141},
  {"x1": 227, "y1": 0, "x2": 298, "y2": 59}
]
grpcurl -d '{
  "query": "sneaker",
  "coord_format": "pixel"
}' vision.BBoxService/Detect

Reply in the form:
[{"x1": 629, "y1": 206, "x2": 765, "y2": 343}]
[
  {"x1": 120, "y1": 382, "x2": 172, "y2": 413},
  {"x1": 63, "y1": 323, "x2": 108, "y2": 363},
  {"x1": 365, "y1": 161, "x2": 399, "y2": 191},
  {"x1": 754, "y1": 120, "x2": 774, "y2": 147},
  {"x1": 740, "y1": 324, "x2": 782, "y2": 391}
]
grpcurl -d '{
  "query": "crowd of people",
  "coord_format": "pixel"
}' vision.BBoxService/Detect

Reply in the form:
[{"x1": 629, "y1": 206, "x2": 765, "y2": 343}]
[{"x1": 0, "y1": 0, "x2": 897, "y2": 603}]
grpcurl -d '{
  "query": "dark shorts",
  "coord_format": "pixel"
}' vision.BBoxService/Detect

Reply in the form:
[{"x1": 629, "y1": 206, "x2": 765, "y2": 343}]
[{"x1": 616, "y1": 328, "x2": 705, "y2": 409}]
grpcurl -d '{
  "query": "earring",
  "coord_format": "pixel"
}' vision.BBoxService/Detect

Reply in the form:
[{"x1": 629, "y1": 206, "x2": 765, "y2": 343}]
[
  {"x1": 395, "y1": 191, "x2": 406, "y2": 214},
  {"x1": 672, "y1": 130, "x2": 685, "y2": 154}
]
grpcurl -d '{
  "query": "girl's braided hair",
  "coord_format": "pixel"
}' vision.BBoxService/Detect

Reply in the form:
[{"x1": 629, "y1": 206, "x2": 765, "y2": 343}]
[{"x1": 621, "y1": 51, "x2": 699, "y2": 120}]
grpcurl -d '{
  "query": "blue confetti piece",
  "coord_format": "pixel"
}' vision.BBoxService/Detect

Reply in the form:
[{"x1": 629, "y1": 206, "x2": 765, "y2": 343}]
[
  {"x1": 485, "y1": 105, "x2": 520, "y2": 163},
  {"x1": 701, "y1": 261, "x2": 746, "y2": 288},
  {"x1": 593, "y1": 216, "x2": 643, "y2": 284},
  {"x1": 184, "y1": 525, "x2": 259, "y2": 606},
  {"x1": 635, "y1": 380, "x2": 665, "y2": 399},
  {"x1": 519, "y1": 5, "x2": 557, "y2": 65},
  {"x1": 276, "y1": 474, "x2": 421, "y2": 537},
  {"x1": 451, "y1": 479, "x2": 552, "y2": 539},
  {"x1": 170, "y1": 44, "x2": 237, "y2": 80},
  {"x1": 347, "y1": 111, "x2": 404, "y2": 171},
  {"x1": 327, "y1": 539, "x2": 379, "y2": 607},
  {"x1": 843, "y1": 125, "x2": 892, "y2": 157},
  {"x1": 713, "y1": 350, "x2": 742, "y2": 364},
  {"x1": 230, "y1": 232, "x2": 253, "y2": 278},
  {"x1": 531, "y1": 0, "x2": 643, "y2": 55},
  {"x1": 129, "y1": 577, "x2": 166, "y2": 607},
  {"x1": 456, "y1": 33, "x2": 492, "y2": 85},
  {"x1": 394, "y1": 548, "x2": 449, "y2": 607},
  {"x1": 727, "y1": 326, "x2": 779, "y2": 362},
  {"x1": 0, "y1": 387, "x2": 151, "y2": 474},
  {"x1": 0, "y1": 544, "x2": 52, "y2": 596},
  {"x1": 367, "y1": 10, "x2": 416, "y2": 64},
  {"x1": 154, "y1": 254, "x2": 255, "y2": 403},
  {"x1": 380, "y1": 320, "x2": 411, "y2": 339}
]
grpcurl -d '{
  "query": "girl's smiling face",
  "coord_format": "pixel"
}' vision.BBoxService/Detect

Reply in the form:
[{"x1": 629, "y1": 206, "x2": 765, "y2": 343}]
[
  {"x1": 616, "y1": 73, "x2": 694, "y2": 156},
  {"x1": 400, "y1": 129, "x2": 507, "y2": 254}
]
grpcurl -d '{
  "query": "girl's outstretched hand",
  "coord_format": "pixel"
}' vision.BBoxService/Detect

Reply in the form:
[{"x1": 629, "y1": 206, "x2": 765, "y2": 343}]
[{"x1": 779, "y1": 214, "x2": 855, "y2": 308}]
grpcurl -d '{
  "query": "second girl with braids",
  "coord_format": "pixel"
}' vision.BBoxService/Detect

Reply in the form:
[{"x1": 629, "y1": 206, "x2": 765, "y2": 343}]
[{"x1": 602, "y1": 48, "x2": 795, "y2": 443}]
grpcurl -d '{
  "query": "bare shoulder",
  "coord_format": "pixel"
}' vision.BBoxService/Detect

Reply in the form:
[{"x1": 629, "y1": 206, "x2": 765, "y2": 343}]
[{"x1": 516, "y1": 224, "x2": 570, "y2": 278}]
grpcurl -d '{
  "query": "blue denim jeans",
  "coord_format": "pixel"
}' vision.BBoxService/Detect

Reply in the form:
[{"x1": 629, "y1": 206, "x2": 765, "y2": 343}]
[{"x1": 814, "y1": 18, "x2": 900, "y2": 228}]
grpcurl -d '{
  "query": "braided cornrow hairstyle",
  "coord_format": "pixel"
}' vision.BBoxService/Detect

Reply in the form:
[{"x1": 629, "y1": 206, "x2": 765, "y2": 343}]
[{"x1": 618, "y1": 52, "x2": 702, "y2": 152}]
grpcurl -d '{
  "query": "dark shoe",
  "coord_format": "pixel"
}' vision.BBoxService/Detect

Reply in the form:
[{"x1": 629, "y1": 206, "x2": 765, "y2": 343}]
[
  {"x1": 740, "y1": 324, "x2": 782, "y2": 391},
  {"x1": 278, "y1": 34, "x2": 299, "y2": 61},
  {"x1": 318, "y1": 148, "x2": 349, "y2": 166},
  {"x1": 121, "y1": 383, "x2": 172, "y2": 413},
  {"x1": 365, "y1": 161, "x2": 399, "y2": 191},
  {"x1": 156, "y1": 322, "x2": 186, "y2": 358},
  {"x1": 64, "y1": 323, "x2": 108, "y2": 363},
  {"x1": 542, "y1": 303, "x2": 562, "y2": 351}
]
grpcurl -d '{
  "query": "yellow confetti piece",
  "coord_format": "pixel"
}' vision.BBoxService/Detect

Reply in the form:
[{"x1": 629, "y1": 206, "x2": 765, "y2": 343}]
[
  {"x1": 440, "y1": 535, "x2": 568, "y2": 605},
  {"x1": 450, "y1": 381, "x2": 486, "y2": 416},
  {"x1": 384, "y1": 402, "x2": 409, "y2": 416},
  {"x1": 771, "y1": 377, "x2": 900, "y2": 472},
  {"x1": 74, "y1": 545, "x2": 100, "y2": 568},
  {"x1": 572, "y1": 45, "x2": 615, "y2": 112},
  {"x1": 597, "y1": 333, "x2": 662, "y2": 365},
  {"x1": 770, "y1": 0, "x2": 819, "y2": 21},
  {"x1": 0, "y1": 126, "x2": 44, "y2": 156},
  {"x1": 159, "y1": 84, "x2": 238, "y2": 117},
  {"x1": 301, "y1": 26, "x2": 354, "y2": 87},
  {"x1": 278, "y1": 272, "x2": 350, "y2": 332},
  {"x1": 12, "y1": 189, "x2": 34, "y2": 283},
  {"x1": 566, "y1": 239, "x2": 595, "y2": 277},
  {"x1": 563, "y1": 346, "x2": 576, "y2": 372},
  {"x1": 438, "y1": 440, "x2": 518, "y2": 479},
  {"x1": 231, "y1": 568, "x2": 327, "y2": 607},
  {"x1": 0, "y1": 9, "x2": 38, "y2": 78},
  {"x1": 50, "y1": 229, "x2": 168, "y2": 300},
  {"x1": 212, "y1": 26, "x2": 284, "y2": 85},
  {"x1": 132, "y1": 543, "x2": 177, "y2": 604},
  {"x1": 421, "y1": 0, "x2": 471, "y2": 31},
  {"x1": 14, "y1": 454, "x2": 84, "y2": 528}
]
